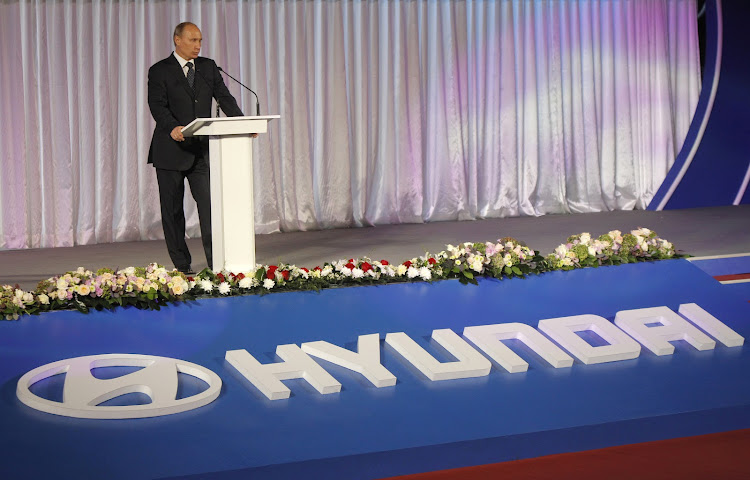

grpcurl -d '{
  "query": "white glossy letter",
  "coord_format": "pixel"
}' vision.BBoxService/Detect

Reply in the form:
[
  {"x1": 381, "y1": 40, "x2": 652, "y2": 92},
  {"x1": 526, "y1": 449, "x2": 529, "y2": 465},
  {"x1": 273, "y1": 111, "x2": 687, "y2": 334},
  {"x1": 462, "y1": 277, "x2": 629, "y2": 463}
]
[
  {"x1": 301, "y1": 334, "x2": 397, "y2": 387},
  {"x1": 615, "y1": 306, "x2": 715, "y2": 355},
  {"x1": 385, "y1": 329, "x2": 491, "y2": 381},
  {"x1": 538, "y1": 315, "x2": 641, "y2": 364},
  {"x1": 463, "y1": 323, "x2": 574, "y2": 373},
  {"x1": 679, "y1": 303, "x2": 745, "y2": 347},
  {"x1": 226, "y1": 345, "x2": 341, "y2": 400}
]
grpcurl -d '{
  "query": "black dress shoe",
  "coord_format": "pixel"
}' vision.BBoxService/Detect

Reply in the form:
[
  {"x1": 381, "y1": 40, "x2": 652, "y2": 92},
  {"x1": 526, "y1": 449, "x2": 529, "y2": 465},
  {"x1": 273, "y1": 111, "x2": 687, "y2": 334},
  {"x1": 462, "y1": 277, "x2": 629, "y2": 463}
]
[{"x1": 177, "y1": 266, "x2": 196, "y2": 275}]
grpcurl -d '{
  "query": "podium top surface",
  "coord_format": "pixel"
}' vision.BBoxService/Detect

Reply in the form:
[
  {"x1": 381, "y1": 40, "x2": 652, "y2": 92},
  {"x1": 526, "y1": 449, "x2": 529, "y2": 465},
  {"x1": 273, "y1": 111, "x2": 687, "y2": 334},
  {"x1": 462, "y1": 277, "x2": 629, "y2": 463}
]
[{"x1": 182, "y1": 115, "x2": 280, "y2": 137}]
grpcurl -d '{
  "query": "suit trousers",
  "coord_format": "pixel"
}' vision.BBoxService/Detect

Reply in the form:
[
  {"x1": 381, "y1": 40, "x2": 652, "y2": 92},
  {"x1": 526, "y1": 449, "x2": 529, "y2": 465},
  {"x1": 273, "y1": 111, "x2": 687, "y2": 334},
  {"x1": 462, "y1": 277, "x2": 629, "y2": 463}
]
[{"x1": 156, "y1": 155, "x2": 212, "y2": 270}]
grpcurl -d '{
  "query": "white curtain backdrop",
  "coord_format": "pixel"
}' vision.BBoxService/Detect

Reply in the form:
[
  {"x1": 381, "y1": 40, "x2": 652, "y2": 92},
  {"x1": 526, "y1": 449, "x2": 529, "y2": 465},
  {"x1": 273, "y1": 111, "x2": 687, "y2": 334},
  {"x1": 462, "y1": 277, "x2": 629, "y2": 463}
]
[{"x1": 0, "y1": 0, "x2": 701, "y2": 250}]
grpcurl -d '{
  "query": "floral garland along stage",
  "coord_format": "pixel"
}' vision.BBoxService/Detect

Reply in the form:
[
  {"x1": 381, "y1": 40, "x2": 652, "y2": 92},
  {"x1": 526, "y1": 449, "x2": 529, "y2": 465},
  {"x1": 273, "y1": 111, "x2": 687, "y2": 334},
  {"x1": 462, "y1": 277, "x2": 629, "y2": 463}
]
[{"x1": 1, "y1": 228, "x2": 677, "y2": 320}]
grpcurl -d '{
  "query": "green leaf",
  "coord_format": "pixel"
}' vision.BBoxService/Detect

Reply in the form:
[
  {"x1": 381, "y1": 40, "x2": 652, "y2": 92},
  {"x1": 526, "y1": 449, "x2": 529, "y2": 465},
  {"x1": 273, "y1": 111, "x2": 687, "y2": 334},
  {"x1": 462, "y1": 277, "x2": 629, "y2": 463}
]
[
  {"x1": 511, "y1": 266, "x2": 522, "y2": 275},
  {"x1": 463, "y1": 270, "x2": 474, "y2": 280},
  {"x1": 73, "y1": 297, "x2": 89, "y2": 314}
]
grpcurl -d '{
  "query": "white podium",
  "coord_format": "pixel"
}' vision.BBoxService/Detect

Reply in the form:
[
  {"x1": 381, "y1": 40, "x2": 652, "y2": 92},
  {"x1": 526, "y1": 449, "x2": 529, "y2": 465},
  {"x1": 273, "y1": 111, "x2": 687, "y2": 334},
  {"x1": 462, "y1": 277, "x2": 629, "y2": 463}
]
[{"x1": 182, "y1": 115, "x2": 279, "y2": 273}]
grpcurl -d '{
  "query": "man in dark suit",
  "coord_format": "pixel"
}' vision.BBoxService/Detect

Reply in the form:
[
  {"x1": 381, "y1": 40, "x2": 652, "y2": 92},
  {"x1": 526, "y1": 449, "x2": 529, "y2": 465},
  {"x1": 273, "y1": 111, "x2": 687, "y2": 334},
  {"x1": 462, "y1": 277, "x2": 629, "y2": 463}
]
[{"x1": 147, "y1": 22, "x2": 244, "y2": 274}]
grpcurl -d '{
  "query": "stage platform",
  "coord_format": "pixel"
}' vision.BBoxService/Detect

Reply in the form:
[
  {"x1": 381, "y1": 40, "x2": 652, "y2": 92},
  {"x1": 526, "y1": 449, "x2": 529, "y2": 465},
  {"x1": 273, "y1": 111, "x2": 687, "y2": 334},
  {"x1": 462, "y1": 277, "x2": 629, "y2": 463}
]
[
  {"x1": 1, "y1": 255, "x2": 748, "y2": 478},
  {"x1": 1, "y1": 205, "x2": 749, "y2": 291}
]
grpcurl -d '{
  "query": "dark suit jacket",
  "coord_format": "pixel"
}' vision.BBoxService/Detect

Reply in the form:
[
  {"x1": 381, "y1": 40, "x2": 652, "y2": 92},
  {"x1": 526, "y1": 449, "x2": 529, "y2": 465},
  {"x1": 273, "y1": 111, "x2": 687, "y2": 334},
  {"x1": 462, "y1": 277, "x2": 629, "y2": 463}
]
[{"x1": 147, "y1": 54, "x2": 244, "y2": 171}]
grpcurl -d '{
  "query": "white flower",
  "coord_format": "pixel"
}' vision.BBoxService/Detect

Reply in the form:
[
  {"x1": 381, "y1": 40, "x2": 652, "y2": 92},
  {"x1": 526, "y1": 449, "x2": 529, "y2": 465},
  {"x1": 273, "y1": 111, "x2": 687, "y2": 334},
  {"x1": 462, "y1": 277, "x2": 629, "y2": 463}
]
[
  {"x1": 56, "y1": 278, "x2": 68, "y2": 290},
  {"x1": 15, "y1": 289, "x2": 24, "y2": 300},
  {"x1": 38, "y1": 293, "x2": 50, "y2": 305},
  {"x1": 419, "y1": 267, "x2": 432, "y2": 280},
  {"x1": 263, "y1": 278, "x2": 275, "y2": 289},
  {"x1": 172, "y1": 283, "x2": 185, "y2": 295},
  {"x1": 580, "y1": 233, "x2": 591, "y2": 244},
  {"x1": 311, "y1": 269, "x2": 321, "y2": 278},
  {"x1": 503, "y1": 254, "x2": 513, "y2": 267},
  {"x1": 352, "y1": 268, "x2": 364, "y2": 279},
  {"x1": 77, "y1": 284, "x2": 91, "y2": 296},
  {"x1": 407, "y1": 267, "x2": 419, "y2": 278},
  {"x1": 199, "y1": 279, "x2": 214, "y2": 292},
  {"x1": 341, "y1": 266, "x2": 352, "y2": 277},
  {"x1": 22, "y1": 292, "x2": 34, "y2": 304},
  {"x1": 588, "y1": 246, "x2": 597, "y2": 256},
  {"x1": 471, "y1": 260, "x2": 483, "y2": 272},
  {"x1": 321, "y1": 266, "x2": 333, "y2": 277},
  {"x1": 239, "y1": 277, "x2": 254, "y2": 289},
  {"x1": 218, "y1": 282, "x2": 231, "y2": 295},
  {"x1": 396, "y1": 264, "x2": 408, "y2": 276},
  {"x1": 555, "y1": 245, "x2": 568, "y2": 256}
]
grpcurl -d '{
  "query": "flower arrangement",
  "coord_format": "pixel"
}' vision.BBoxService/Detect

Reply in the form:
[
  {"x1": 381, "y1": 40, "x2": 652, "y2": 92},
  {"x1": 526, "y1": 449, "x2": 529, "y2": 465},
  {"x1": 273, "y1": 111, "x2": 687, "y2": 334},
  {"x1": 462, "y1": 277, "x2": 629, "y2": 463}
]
[
  {"x1": 545, "y1": 228, "x2": 675, "y2": 270},
  {"x1": 29, "y1": 264, "x2": 192, "y2": 316},
  {"x1": 1, "y1": 228, "x2": 678, "y2": 320}
]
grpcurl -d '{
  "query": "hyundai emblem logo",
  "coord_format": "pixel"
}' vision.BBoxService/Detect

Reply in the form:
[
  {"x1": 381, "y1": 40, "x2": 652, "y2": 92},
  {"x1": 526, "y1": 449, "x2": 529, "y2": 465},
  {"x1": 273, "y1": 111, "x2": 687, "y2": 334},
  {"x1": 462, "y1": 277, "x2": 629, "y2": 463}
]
[{"x1": 16, "y1": 354, "x2": 222, "y2": 419}]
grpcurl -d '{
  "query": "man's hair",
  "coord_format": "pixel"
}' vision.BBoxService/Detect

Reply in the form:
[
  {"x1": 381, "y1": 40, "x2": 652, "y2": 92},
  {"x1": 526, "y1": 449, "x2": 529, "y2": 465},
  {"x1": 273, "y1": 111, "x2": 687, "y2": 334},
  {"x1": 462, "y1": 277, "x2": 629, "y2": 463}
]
[{"x1": 173, "y1": 22, "x2": 197, "y2": 45}]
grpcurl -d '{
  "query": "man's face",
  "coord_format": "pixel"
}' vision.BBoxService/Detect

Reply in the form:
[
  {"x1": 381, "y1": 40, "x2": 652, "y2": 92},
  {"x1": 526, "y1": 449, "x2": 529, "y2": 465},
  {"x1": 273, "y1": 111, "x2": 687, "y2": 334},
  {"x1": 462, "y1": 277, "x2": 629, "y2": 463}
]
[{"x1": 174, "y1": 25, "x2": 202, "y2": 60}]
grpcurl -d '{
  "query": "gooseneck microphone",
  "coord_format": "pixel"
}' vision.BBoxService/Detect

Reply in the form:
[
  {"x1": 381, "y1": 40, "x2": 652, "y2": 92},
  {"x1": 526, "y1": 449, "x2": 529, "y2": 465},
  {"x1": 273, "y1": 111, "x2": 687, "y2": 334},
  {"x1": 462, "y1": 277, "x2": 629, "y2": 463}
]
[
  {"x1": 194, "y1": 67, "x2": 221, "y2": 117},
  {"x1": 218, "y1": 66, "x2": 261, "y2": 116}
]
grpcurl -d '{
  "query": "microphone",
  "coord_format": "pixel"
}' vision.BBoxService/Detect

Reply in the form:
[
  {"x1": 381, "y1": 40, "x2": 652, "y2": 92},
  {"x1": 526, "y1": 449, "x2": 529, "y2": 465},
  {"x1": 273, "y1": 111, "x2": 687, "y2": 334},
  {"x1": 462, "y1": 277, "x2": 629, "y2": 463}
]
[
  {"x1": 194, "y1": 67, "x2": 221, "y2": 117},
  {"x1": 218, "y1": 66, "x2": 261, "y2": 116}
]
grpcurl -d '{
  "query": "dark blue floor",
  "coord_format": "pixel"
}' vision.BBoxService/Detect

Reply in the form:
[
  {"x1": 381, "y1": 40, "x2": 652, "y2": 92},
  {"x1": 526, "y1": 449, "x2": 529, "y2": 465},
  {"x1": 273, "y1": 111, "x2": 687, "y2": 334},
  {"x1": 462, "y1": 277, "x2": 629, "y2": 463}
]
[
  {"x1": 0, "y1": 259, "x2": 748, "y2": 479},
  {"x1": 689, "y1": 255, "x2": 750, "y2": 276}
]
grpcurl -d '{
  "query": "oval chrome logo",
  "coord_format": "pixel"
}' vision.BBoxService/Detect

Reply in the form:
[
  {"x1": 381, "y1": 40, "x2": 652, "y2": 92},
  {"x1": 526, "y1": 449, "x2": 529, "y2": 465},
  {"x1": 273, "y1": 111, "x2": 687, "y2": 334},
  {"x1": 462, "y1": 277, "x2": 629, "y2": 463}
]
[{"x1": 16, "y1": 354, "x2": 222, "y2": 419}]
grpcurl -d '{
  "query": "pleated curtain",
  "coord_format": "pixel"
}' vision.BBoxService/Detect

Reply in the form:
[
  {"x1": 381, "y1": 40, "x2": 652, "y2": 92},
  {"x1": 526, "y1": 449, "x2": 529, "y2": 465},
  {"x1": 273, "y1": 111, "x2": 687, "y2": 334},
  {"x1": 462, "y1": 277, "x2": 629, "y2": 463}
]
[{"x1": 0, "y1": 0, "x2": 701, "y2": 249}]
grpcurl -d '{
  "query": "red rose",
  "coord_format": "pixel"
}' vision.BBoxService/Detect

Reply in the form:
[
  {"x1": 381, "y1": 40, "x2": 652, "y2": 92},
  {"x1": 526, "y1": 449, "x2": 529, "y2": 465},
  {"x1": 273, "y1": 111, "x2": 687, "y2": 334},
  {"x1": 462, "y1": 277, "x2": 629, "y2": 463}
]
[
  {"x1": 281, "y1": 270, "x2": 290, "y2": 281},
  {"x1": 301, "y1": 268, "x2": 309, "y2": 273},
  {"x1": 314, "y1": 266, "x2": 322, "y2": 271},
  {"x1": 236, "y1": 273, "x2": 245, "y2": 280},
  {"x1": 361, "y1": 262, "x2": 372, "y2": 272},
  {"x1": 380, "y1": 260, "x2": 389, "y2": 265},
  {"x1": 266, "y1": 265, "x2": 278, "y2": 279},
  {"x1": 403, "y1": 261, "x2": 412, "y2": 268},
  {"x1": 346, "y1": 262, "x2": 356, "y2": 270},
  {"x1": 217, "y1": 273, "x2": 226, "y2": 282},
  {"x1": 428, "y1": 258, "x2": 437, "y2": 265}
]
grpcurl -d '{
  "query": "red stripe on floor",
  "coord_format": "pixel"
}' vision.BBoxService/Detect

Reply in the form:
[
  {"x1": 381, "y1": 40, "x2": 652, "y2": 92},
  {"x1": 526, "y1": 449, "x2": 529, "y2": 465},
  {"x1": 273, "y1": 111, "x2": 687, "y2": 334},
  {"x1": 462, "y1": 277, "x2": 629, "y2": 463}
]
[
  {"x1": 382, "y1": 429, "x2": 750, "y2": 480},
  {"x1": 714, "y1": 273, "x2": 750, "y2": 281}
]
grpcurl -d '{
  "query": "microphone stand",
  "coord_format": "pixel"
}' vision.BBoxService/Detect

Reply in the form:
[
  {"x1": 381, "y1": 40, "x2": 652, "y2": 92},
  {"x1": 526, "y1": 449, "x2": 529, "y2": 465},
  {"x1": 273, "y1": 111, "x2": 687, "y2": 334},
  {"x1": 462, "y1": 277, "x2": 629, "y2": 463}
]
[
  {"x1": 218, "y1": 66, "x2": 261, "y2": 116},
  {"x1": 195, "y1": 66, "x2": 222, "y2": 118}
]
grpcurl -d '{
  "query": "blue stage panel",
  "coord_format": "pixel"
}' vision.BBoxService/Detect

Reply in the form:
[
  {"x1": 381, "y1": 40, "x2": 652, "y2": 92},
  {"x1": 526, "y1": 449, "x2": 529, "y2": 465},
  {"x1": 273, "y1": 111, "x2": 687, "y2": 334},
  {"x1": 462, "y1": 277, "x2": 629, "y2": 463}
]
[
  {"x1": 689, "y1": 256, "x2": 750, "y2": 276},
  {"x1": 0, "y1": 259, "x2": 749, "y2": 479}
]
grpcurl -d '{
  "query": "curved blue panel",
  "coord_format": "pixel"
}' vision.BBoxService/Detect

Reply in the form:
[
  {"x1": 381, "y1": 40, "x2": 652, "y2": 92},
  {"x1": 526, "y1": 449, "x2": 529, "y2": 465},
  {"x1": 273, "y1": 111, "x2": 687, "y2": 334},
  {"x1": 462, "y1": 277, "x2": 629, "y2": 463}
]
[{"x1": 649, "y1": 0, "x2": 750, "y2": 210}]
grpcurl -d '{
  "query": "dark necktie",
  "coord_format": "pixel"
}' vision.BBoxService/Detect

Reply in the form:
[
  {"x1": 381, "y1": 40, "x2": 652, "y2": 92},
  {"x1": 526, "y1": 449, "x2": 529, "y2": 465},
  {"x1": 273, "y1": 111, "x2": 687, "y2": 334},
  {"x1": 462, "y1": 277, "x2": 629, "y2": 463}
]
[{"x1": 186, "y1": 62, "x2": 195, "y2": 91}]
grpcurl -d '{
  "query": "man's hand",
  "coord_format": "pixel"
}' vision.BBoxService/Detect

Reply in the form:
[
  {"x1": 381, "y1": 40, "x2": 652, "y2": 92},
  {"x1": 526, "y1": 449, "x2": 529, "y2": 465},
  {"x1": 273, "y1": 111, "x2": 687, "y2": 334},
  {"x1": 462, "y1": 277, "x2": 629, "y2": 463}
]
[{"x1": 171, "y1": 126, "x2": 185, "y2": 142}]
